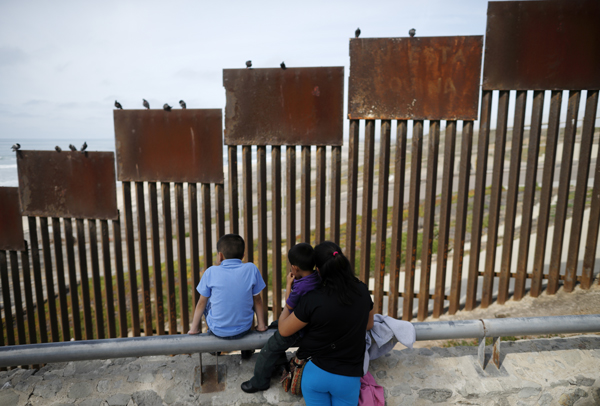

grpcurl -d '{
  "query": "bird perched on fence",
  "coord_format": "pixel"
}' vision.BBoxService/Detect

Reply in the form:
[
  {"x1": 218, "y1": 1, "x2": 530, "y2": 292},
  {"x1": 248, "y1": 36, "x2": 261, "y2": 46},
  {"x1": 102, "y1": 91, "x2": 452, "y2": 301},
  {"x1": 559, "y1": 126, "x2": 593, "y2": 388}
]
[
  {"x1": 69, "y1": 144, "x2": 77, "y2": 152},
  {"x1": 11, "y1": 143, "x2": 20, "y2": 152},
  {"x1": 163, "y1": 103, "x2": 172, "y2": 111},
  {"x1": 143, "y1": 99, "x2": 150, "y2": 109},
  {"x1": 355, "y1": 27, "x2": 361, "y2": 38},
  {"x1": 179, "y1": 100, "x2": 186, "y2": 109},
  {"x1": 246, "y1": 60, "x2": 252, "y2": 69},
  {"x1": 114, "y1": 100, "x2": 123, "y2": 109},
  {"x1": 81, "y1": 142, "x2": 87, "y2": 152},
  {"x1": 55, "y1": 146, "x2": 62, "y2": 152},
  {"x1": 280, "y1": 61, "x2": 286, "y2": 69},
  {"x1": 409, "y1": 28, "x2": 416, "y2": 37}
]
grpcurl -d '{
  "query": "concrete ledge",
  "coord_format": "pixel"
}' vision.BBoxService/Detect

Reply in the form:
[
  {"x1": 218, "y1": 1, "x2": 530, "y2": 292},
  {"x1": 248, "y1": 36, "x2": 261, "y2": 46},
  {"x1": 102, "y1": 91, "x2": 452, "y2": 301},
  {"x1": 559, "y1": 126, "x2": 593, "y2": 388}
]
[{"x1": 1, "y1": 335, "x2": 598, "y2": 405}]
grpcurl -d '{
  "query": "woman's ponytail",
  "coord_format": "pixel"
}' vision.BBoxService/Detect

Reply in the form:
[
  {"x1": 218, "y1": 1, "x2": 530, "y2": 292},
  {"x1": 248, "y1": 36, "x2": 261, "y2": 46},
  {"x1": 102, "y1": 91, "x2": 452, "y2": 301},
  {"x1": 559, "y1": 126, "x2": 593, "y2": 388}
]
[{"x1": 314, "y1": 241, "x2": 359, "y2": 305}]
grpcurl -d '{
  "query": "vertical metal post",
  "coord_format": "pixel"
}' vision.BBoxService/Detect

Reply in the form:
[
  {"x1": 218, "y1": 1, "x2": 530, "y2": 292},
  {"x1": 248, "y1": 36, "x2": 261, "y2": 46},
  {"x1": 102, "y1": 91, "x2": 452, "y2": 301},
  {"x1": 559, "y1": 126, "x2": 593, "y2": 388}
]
[
  {"x1": 101, "y1": 220, "x2": 116, "y2": 338},
  {"x1": 28, "y1": 216, "x2": 48, "y2": 343},
  {"x1": 51, "y1": 217, "x2": 70, "y2": 341},
  {"x1": 123, "y1": 182, "x2": 140, "y2": 336},
  {"x1": 418, "y1": 120, "x2": 440, "y2": 321},
  {"x1": 0, "y1": 251, "x2": 14, "y2": 345},
  {"x1": 564, "y1": 90, "x2": 598, "y2": 292},
  {"x1": 161, "y1": 183, "x2": 177, "y2": 334},
  {"x1": 188, "y1": 183, "x2": 200, "y2": 308},
  {"x1": 257, "y1": 146, "x2": 268, "y2": 322},
  {"x1": 498, "y1": 91, "x2": 527, "y2": 304},
  {"x1": 272, "y1": 146, "x2": 283, "y2": 319},
  {"x1": 40, "y1": 217, "x2": 59, "y2": 341},
  {"x1": 112, "y1": 211, "x2": 128, "y2": 338},
  {"x1": 434, "y1": 121, "x2": 457, "y2": 318},
  {"x1": 346, "y1": 120, "x2": 360, "y2": 271},
  {"x1": 330, "y1": 146, "x2": 342, "y2": 245},
  {"x1": 449, "y1": 121, "x2": 474, "y2": 314},
  {"x1": 403, "y1": 120, "x2": 423, "y2": 321},
  {"x1": 389, "y1": 121, "x2": 407, "y2": 318},
  {"x1": 88, "y1": 219, "x2": 105, "y2": 339},
  {"x1": 548, "y1": 91, "x2": 581, "y2": 294},
  {"x1": 360, "y1": 120, "x2": 376, "y2": 284},
  {"x1": 21, "y1": 241, "x2": 37, "y2": 344},
  {"x1": 482, "y1": 91, "x2": 509, "y2": 308},
  {"x1": 242, "y1": 146, "x2": 254, "y2": 263},
  {"x1": 149, "y1": 183, "x2": 165, "y2": 335},
  {"x1": 515, "y1": 91, "x2": 545, "y2": 300},
  {"x1": 286, "y1": 146, "x2": 296, "y2": 274},
  {"x1": 374, "y1": 120, "x2": 391, "y2": 314},
  {"x1": 301, "y1": 146, "x2": 311, "y2": 244},
  {"x1": 215, "y1": 184, "x2": 225, "y2": 241},
  {"x1": 228, "y1": 146, "x2": 239, "y2": 235},
  {"x1": 466, "y1": 91, "x2": 493, "y2": 310},
  {"x1": 64, "y1": 219, "x2": 82, "y2": 340},
  {"x1": 135, "y1": 182, "x2": 153, "y2": 336},
  {"x1": 315, "y1": 146, "x2": 326, "y2": 244},
  {"x1": 531, "y1": 91, "x2": 563, "y2": 297},
  {"x1": 175, "y1": 183, "x2": 189, "y2": 333},
  {"x1": 201, "y1": 184, "x2": 213, "y2": 273}
]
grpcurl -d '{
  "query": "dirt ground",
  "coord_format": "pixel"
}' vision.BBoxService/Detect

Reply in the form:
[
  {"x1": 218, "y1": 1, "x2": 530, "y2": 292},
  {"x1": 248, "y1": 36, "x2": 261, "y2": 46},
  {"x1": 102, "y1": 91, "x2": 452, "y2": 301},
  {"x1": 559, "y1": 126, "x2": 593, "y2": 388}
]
[{"x1": 412, "y1": 276, "x2": 600, "y2": 348}]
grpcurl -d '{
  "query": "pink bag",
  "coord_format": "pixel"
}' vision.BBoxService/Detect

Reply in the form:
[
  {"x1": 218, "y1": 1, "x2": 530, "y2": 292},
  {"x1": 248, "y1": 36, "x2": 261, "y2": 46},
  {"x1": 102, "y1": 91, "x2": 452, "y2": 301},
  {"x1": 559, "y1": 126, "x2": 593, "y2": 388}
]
[{"x1": 359, "y1": 372, "x2": 384, "y2": 406}]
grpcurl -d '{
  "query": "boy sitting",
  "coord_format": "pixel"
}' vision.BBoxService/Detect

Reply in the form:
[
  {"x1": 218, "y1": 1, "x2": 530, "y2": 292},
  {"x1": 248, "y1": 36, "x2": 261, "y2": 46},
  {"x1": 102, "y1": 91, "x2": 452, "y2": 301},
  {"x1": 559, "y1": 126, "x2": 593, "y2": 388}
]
[
  {"x1": 188, "y1": 234, "x2": 267, "y2": 353},
  {"x1": 241, "y1": 242, "x2": 320, "y2": 393}
]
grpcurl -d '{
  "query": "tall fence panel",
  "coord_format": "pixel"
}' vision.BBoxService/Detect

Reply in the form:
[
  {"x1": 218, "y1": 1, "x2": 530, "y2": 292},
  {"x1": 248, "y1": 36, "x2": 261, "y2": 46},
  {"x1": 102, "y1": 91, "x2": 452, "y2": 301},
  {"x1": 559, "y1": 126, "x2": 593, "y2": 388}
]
[
  {"x1": 348, "y1": 35, "x2": 483, "y2": 320},
  {"x1": 223, "y1": 66, "x2": 344, "y2": 320},
  {"x1": 114, "y1": 108, "x2": 224, "y2": 336}
]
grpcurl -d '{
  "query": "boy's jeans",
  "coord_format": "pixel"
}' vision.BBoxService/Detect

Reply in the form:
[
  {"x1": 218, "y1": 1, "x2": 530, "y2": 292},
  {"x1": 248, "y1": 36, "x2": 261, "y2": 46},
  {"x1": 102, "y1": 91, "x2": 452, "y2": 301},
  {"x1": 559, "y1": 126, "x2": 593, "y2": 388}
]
[{"x1": 249, "y1": 330, "x2": 301, "y2": 389}]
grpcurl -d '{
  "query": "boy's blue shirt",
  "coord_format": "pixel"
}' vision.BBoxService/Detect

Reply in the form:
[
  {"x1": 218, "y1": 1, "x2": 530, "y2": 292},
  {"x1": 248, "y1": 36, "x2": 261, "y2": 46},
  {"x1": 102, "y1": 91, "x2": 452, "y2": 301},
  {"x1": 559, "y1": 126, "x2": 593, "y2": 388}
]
[{"x1": 197, "y1": 258, "x2": 266, "y2": 337}]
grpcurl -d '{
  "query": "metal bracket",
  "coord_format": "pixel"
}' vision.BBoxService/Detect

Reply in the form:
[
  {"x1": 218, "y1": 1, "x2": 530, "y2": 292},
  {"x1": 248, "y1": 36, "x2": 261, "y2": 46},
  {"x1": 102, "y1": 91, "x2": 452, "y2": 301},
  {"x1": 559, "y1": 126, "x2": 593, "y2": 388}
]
[
  {"x1": 194, "y1": 352, "x2": 227, "y2": 394},
  {"x1": 478, "y1": 319, "x2": 502, "y2": 370}
]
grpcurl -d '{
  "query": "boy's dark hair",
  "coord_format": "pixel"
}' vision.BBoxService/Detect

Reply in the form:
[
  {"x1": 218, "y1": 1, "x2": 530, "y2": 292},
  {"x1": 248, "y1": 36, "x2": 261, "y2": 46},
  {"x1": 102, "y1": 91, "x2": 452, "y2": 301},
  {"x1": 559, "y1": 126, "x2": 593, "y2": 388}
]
[
  {"x1": 288, "y1": 243, "x2": 315, "y2": 271},
  {"x1": 217, "y1": 234, "x2": 245, "y2": 260}
]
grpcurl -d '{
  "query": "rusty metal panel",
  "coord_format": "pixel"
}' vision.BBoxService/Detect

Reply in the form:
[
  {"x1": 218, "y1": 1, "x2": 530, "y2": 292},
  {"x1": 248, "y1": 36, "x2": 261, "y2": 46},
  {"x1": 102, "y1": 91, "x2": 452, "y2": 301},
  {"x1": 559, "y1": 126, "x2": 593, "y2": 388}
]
[
  {"x1": 348, "y1": 36, "x2": 483, "y2": 120},
  {"x1": 114, "y1": 109, "x2": 224, "y2": 183},
  {"x1": 0, "y1": 187, "x2": 25, "y2": 251},
  {"x1": 17, "y1": 151, "x2": 117, "y2": 220},
  {"x1": 223, "y1": 67, "x2": 344, "y2": 146},
  {"x1": 483, "y1": 0, "x2": 600, "y2": 90}
]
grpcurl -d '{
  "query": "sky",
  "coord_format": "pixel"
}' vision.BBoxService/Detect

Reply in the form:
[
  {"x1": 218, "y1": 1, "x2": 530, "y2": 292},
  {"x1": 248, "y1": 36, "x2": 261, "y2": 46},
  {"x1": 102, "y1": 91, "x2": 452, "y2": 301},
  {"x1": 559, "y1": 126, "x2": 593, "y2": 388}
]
[{"x1": 0, "y1": 0, "x2": 490, "y2": 143}]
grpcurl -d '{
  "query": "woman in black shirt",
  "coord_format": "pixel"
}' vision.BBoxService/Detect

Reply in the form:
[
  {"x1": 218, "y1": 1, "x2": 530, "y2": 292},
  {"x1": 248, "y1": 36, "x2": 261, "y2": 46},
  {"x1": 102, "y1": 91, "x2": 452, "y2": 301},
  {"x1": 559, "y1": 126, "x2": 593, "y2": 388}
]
[{"x1": 279, "y1": 241, "x2": 374, "y2": 405}]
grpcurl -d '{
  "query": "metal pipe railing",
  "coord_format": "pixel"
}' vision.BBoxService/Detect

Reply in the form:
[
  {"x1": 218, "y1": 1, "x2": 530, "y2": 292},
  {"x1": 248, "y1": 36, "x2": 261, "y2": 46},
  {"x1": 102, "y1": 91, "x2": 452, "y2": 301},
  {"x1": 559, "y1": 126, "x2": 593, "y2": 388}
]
[{"x1": 1, "y1": 315, "x2": 598, "y2": 368}]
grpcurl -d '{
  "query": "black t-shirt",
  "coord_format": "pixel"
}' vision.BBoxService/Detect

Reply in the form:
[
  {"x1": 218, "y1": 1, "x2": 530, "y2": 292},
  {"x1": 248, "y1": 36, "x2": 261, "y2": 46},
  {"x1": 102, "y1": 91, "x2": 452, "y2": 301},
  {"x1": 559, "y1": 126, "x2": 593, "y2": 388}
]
[{"x1": 293, "y1": 281, "x2": 373, "y2": 377}]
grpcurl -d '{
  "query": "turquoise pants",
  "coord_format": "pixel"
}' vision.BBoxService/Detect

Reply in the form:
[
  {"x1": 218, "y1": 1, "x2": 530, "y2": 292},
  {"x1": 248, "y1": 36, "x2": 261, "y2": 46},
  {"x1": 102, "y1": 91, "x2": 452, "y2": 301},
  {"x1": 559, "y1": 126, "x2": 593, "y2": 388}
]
[{"x1": 301, "y1": 360, "x2": 360, "y2": 406}]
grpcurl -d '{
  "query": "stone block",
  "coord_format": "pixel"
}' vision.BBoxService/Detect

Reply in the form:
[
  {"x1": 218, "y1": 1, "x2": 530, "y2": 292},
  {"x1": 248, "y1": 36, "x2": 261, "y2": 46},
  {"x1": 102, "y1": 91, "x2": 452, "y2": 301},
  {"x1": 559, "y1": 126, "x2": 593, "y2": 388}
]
[
  {"x1": 132, "y1": 390, "x2": 163, "y2": 406},
  {"x1": 107, "y1": 393, "x2": 131, "y2": 406}
]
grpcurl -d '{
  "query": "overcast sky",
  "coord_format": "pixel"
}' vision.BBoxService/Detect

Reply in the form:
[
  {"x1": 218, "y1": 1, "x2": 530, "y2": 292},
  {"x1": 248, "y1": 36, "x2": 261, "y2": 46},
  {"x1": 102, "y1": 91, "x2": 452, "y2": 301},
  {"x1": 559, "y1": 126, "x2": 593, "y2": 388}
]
[{"x1": 0, "y1": 0, "x2": 489, "y2": 142}]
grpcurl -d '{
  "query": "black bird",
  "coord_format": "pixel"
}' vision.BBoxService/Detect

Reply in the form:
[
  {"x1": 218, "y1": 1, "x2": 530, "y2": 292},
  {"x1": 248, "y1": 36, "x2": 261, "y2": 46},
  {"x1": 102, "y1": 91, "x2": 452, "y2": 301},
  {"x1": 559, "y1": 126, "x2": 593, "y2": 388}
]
[
  {"x1": 163, "y1": 103, "x2": 172, "y2": 111},
  {"x1": 245, "y1": 60, "x2": 252, "y2": 69},
  {"x1": 11, "y1": 143, "x2": 20, "y2": 152},
  {"x1": 355, "y1": 27, "x2": 361, "y2": 38},
  {"x1": 179, "y1": 100, "x2": 186, "y2": 109},
  {"x1": 409, "y1": 28, "x2": 416, "y2": 37},
  {"x1": 143, "y1": 99, "x2": 150, "y2": 109},
  {"x1": 55, "y1": 146, "x2": 62, "y2": 152},
  {"x1": 81, "y1": 142, "x2": 87, "y2": 152},
  {"x1": 114, "y1": 100, "x2": 123, "y2": 109},
  {"x1": 280, "y1": 61, "x2": 286, "y2": 69},
  {"x1": 69, "y1": 144, "x2": 77, "y2": 151}
]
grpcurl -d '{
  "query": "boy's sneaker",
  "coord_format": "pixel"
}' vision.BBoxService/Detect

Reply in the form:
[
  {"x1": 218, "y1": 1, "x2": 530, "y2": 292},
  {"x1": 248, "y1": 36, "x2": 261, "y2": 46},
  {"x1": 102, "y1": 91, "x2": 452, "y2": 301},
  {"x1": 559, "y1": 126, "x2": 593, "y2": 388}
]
[{"x1": 241, "y1": 349, "x2": 255, "y2": 360}]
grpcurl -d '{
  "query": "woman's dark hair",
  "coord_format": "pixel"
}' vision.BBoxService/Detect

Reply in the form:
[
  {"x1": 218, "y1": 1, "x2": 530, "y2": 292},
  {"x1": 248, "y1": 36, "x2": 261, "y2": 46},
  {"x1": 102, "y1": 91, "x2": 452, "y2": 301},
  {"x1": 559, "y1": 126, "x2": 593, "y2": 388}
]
[{"x1": 314, "y1": 241, "x2": 359, "y2": 305}]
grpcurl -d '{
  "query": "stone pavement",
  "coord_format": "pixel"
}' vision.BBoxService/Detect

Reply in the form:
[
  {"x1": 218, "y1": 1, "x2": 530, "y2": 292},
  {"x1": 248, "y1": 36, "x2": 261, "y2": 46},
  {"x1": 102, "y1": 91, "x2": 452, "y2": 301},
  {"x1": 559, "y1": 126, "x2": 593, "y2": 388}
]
[{"x1": 0, "y1": 335, "x2": 599, "y2": 406}]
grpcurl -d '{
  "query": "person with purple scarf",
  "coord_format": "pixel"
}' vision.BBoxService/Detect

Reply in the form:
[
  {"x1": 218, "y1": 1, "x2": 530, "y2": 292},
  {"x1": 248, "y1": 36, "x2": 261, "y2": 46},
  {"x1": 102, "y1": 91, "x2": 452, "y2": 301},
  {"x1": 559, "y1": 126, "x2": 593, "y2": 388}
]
[{"x1": 241, "y1": 243, "x2": 320, "y2": 393}]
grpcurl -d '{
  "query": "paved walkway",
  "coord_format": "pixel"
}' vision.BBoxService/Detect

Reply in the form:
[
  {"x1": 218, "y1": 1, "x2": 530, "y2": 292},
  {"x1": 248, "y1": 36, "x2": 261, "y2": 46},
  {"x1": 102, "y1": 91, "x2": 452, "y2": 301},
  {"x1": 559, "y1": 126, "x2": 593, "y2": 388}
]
[{"x1": 1, "y1": 335, "x2": 599, "y2": 406}]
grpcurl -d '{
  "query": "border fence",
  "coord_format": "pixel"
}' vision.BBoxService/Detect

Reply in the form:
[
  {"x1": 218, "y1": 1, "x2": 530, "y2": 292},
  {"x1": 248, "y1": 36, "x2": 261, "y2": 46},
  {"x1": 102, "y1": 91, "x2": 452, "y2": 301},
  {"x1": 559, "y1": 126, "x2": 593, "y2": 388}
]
[{"x1": 1, "y1": 1, "x2": 599, "y2": 350}]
